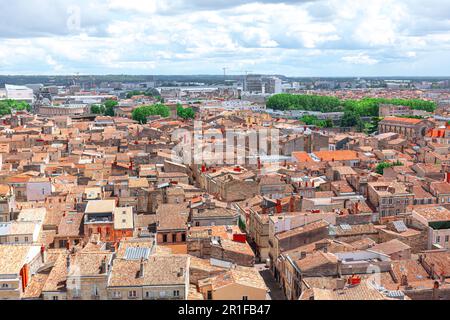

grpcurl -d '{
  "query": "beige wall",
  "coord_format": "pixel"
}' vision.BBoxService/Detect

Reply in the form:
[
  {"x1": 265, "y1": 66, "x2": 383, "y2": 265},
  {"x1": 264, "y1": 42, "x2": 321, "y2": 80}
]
[{"x1": 211, "y1": 283, "x2": 266, "y2": 300}]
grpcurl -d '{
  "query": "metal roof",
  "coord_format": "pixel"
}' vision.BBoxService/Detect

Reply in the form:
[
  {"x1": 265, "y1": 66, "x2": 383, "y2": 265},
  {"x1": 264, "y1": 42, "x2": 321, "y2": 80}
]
[
  {"x1": 386, "y1": 290, "x2": 405, "y2": 299},
  {"x1": 393, "y1": 220, "x2": 408, "y2": 233},
  {"x1": 124, "y1": 247, "x2": 150, "y2": 261}
]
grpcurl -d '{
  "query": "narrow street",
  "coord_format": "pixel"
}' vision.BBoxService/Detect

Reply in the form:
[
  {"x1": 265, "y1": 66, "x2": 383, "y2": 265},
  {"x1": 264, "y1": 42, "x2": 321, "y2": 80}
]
[{"x1": 255, "y1": 264, "x2": 287, "y2": 300}]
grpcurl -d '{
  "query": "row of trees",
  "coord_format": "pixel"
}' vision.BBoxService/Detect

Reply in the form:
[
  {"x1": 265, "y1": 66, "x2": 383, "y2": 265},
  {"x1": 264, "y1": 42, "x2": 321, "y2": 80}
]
[
  {"x1": 132, "y1": 104, "x2": 170, "y2": 124},
  {"x1": 0, "y1": 99, "x2": 31, "y2": 116},
  {"x1": 267, "y1": 94, "x2": 343, "y2": 113},
  {"x1": 91, "y1": 99, "x2": 118, "y2": 116},
  {"x1": 267, "y1": 94, "x2": 437, "y2": 116},
  {"x1": 126, "y1": 88, "x2": 161, "y2": 100}
]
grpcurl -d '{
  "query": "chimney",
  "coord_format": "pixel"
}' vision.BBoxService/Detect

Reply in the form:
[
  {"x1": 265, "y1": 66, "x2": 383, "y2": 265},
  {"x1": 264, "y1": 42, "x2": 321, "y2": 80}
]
[
  {"x1": 400, "y1": 274, "x2": 408, "y2": 287},
  {"x1": 446, "y1": 172, "x2": 450, "y2": 184},
  {"x1": 139, "y1": 258, "x2": 145, "y2": 278},
  {"x1": 100, "y1": 256, "x2": 107, "y2": 274},
  {"x1": 433, "y1": 281, "x2": 440, "y2": 300},
  {"x1": 355, "y1": 201, "x2": 360, "y2": 215},
  {"x1": 257, "y1": 157, "x2": 262, "y2": 170},
  {"x1": 337, "y1": 260, "x2": 342, "y2": 277},
  {"x1": 430, "y1": 263, "x2": 436, "y2": 279},
  {"x1": 40, "y1": 244, "x2": 46, "y2": 263},
  {"x1": 66, "y1": 255, "x2": 71, "y2": 272},
  {"x1": 289, "y1": 195, "x2": 295, "y2": 213},
  {"x1": 276, "y1": 200, "x2": 282, "y2": 214},
  {"x1": 336, "y1": 278, "x2": 346, "y2": 290},
  {"x1": 178, "y1": 267, "x2": 184, "y2": 277},
  {"x1": 300, "y1": 252, "x2": 307, "y2": 259}
]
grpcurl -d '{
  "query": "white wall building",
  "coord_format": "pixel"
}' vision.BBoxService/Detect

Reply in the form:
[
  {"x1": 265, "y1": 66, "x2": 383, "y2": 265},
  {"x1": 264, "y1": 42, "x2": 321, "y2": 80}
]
[{"x1": 2, "y1": 85, "x2": 34, "y2": 103}]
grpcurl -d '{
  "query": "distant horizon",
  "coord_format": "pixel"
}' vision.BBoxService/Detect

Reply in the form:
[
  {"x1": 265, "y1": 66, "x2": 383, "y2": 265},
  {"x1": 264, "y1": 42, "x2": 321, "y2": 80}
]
[{"x1": 1, "y1": 74, "x2": 450, "y2": 79}]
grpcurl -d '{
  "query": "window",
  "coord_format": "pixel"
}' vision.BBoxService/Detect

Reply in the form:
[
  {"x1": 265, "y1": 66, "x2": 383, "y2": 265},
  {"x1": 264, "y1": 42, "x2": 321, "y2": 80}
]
[
  {"x1": 15, "y1": 237, "x2": 19, "y2": 243},
  {"x1": 128, "y1": 290, "x2": 137, "y2": 298},
  {"x1": 173, "y1": 290, "x2": 180, "y2": 297},
  {"x1": 445, "y1": 235, "x2": 449, "y2": 243},
  {"x1": 207, "y1": 291, "x2": 212, "y2": 300},
  {"x1": 242, "y1": 296, "x2": 248, "y2": 300},
  {"x1": 172, "y1": 234, "x2": 177, "y2": 243},
  {"x1": 181, "y1": 234, "x2": 186, "y2": 242},
  {"x1": 436, "y1": 236, "x2": 441, "y2": 243},
  {"x1": 2, "y1": 283, "x2": 9, "y2": 288},
  {"x1": 52, "y1": 296, "x2": 59, "y2": 300},
  {"x1": 163, "y1": 234, "x2": 168, "y2": 243},
  {"x1": 112, "y1": 291, "x2": 122, "y2": 299},
  {"x1": 145, "y1": 291, "x2": 151, "y2": 299},
  {"x1": 24, "y1": 236, "x2": 29, "y2": 242}
]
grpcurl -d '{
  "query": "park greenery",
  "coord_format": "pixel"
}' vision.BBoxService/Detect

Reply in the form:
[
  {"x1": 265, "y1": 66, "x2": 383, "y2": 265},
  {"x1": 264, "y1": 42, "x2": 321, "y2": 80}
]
[
  {"x1": 267, "y1": 94, "x2": 436, "y2": 117},
  {"x1": 177, "y1": 105, "x2": 196, "y2": 120},
  {"x1": 270, "y1": 94, "x2": 436, "y2": 133},
  {"x1": 126, "y1": 88, "x2": 161, "y2": 100},
  {"x1": 91, "y1": 99, "x2": 118, "y2": 116},
  {"x1": 0, "y1": 99, "x2": 31, "y2": 115},
  {"x1": 132, "y1": 103, "x2": 170, "y2": 124},
  {"x1": 375, "y1": 161, "x2": 404, "y2": 175},
  {"x1": 299, "y1": 115, "x2": 333, "y2": 128}
]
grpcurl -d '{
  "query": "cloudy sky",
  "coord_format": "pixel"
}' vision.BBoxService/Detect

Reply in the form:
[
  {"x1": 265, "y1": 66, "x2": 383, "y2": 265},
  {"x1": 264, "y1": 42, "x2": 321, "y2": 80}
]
[{"x1": 0, "y1": 0, "x2": 449, "y2": 76}]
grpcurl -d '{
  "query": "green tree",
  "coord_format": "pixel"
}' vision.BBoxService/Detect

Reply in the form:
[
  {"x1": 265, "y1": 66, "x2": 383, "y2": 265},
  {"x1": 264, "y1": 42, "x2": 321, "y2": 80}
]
[
  {"x1": 177, "y1": 105, "x2": 195, "y2": 120},
  {"x1": 132, "y1": 103, "x2": 170, "y2": 124},
  {"x1": 299, "y1": 115, "x2": 319, "y2": 125},
  {"x1": 324, "y1": 119, "x2": 334, "y2": 128},
  {"x1": 91, "y1": 104, "x2": 105, "y2": 114},
  {"x1": 103, "y1": 99, "x2": 118, "y2": 117},
  {"x1": 375, "y1": 161, "x2": 403, "y2": 174},
  {"x1": 340, "y1": 110, "x2": 362, "y2": 128},
  {"x1": 266, "y1": 94, "x2": 436, "y2": 117},
  {"x1": 0, "y1": 99, "x2": 31, "y2": 115}
]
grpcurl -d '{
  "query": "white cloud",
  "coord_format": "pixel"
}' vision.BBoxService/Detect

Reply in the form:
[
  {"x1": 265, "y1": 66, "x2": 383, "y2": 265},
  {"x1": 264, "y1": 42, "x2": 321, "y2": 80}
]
[
  {"x1": 0, "y1": 0, "x2": 449, "y2": 75},
  {"x1": 342, "y1": 53, "x2": 379, "y2": 65}
]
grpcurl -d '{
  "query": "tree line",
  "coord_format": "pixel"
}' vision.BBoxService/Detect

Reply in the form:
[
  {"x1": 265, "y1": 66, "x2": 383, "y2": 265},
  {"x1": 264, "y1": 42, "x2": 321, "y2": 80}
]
[
  {"x1": 0, "y1": 99, "x2": 31, "y2": 115},
  {"x1": 131, "y1": 103, "x2": 196, "y2": 124},
  {"x1": 267, "y1": 94, "x2": 436, "y2": 117}
]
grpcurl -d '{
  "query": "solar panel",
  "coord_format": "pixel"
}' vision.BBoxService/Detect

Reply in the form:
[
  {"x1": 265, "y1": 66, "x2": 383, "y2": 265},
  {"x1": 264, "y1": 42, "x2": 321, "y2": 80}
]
[
  {"x1": 386, "y1": 290, "x2": 405, "y2": 299},
  {"x1": 340, "y1": 224, "x2": 352, "y2": 231},
  {"x1": 124, "y1": 247, "x2": 150, "y2": 261},
  {"x1": 393, "y1": 221, "x2": 407, "y2": 233}
]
